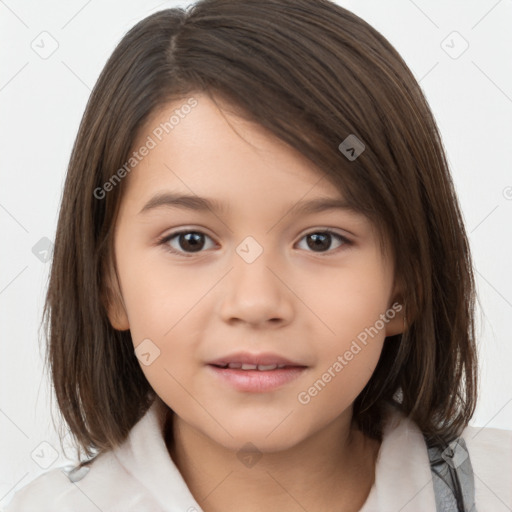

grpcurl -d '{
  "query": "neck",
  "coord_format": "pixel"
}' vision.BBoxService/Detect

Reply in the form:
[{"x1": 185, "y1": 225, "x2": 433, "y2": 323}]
[{"x1": 164, "y1": 408, "x2": 380, "y2": 512}]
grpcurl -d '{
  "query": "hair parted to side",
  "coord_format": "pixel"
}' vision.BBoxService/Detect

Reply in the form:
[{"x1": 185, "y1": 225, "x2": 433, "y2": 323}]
[{"x1": 41, "y1": 0, "x2": 478, "y2": 465}]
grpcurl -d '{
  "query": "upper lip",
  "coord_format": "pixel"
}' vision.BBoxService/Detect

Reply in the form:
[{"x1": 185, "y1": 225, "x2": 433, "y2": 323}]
[{"x1": 207, "y1": 351, "x2": 307, "y2": 367}]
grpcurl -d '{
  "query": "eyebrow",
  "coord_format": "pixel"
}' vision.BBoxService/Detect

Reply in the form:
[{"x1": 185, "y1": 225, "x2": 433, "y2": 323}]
[{"x1": 138, "y1": 192, "x2": 356, "y2": 216}]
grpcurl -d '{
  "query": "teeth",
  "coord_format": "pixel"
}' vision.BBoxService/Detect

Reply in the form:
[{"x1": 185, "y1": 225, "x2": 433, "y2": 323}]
[
  {"x1": 223, "y1": 363, "x2": 286, "y2": 371},
  {"x1": 240, "y1": 363, "x2": 258, "y2": 370},
  {"x1": 257, "y1": 364, "x2": 278, "y2": 371}
]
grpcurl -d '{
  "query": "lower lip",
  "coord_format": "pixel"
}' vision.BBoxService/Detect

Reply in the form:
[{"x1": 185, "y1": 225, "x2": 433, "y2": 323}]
[{"x1": 207, "y1": 365, "x2": 306, "y2": 392}]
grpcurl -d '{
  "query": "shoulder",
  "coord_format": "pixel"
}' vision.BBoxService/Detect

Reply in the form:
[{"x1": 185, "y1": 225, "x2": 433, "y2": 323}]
[
  {"x1": 3, "y1": 466, "x2": 78, "y2": 511},
  {"x1": 461, "y1": 424, "x2": 512, "y2": 510},
  {"x1": 3, "y1": 464, "x2": 92, "y2": 512},
  {"x1": 3, "y1": 452, "x2": 161, "y2": 512},
  {"x1": 374, "y1": 404, "x2": 512, "y2": 510}
]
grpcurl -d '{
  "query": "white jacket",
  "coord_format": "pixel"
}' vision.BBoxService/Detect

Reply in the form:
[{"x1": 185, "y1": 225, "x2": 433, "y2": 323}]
[{"x1": 4, "y1": 396, "x2": 512, "y2": 511}]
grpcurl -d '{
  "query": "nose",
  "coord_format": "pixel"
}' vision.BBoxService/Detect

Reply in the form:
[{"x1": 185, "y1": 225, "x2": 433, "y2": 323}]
[{"x1": 218, "y1": 247, "x2": 294, "y2": 328}]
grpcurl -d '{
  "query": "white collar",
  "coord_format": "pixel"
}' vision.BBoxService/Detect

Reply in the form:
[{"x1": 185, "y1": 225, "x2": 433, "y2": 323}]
[
  {"x1": 113, "y1": 396, "x2": 202, "y2": 511},
  {"x1": 360, "y1": 403, "x2": 437, "y2": 511},
  {"x1": 113, "y1": 397, "x2": 436, "y2": 511}
]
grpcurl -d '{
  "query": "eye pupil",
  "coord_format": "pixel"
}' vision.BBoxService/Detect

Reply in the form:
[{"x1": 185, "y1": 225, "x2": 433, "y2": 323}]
[
  {"x1": 180, "y1": 232, "x2": 204, "y2": 252},
  {"x1": 307, "y1": 232, "x2": 331, "y2": 251}
]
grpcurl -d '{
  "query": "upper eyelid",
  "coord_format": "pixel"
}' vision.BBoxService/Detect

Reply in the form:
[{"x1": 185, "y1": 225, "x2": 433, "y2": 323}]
[{"x1": 162, "y1": 226, "x2": 352, "y2": 239}]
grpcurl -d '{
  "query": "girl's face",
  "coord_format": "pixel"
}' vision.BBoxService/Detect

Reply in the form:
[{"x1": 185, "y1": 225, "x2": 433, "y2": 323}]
[{"x1": 106, "y1": 93, "x2": 403, "y2": 452}]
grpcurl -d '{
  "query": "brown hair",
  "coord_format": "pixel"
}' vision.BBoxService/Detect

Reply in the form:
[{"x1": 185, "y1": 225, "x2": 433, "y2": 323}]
[{"x1": 42, "y1": 0, "x2": 478, "y2": 464}]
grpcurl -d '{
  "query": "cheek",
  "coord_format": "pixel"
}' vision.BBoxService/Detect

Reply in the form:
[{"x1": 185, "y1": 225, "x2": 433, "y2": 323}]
[
  {"x1": 295, "y1": 338, "x2": 384, "y2": 429},
  {"x1": 302, "y1": 255, "x2": 392, "y2": 399},
  {"x1": 308, "y1": 260, "x2": 393, "y2": 350},
  {"x1": 117, "y1": 248, "x2": 212, "y2": 341},
  {"x1": 297, "y1": 319, "x2": 386, "y2": 420},
  {"x1": 116, "y1": 255, "x2": 211, "y2": 391}
]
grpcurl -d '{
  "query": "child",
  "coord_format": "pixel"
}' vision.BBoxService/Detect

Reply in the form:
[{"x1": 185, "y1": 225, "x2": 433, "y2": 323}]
[{"x1": 5, "y1": 0, "x2": 511, "y2": 511}]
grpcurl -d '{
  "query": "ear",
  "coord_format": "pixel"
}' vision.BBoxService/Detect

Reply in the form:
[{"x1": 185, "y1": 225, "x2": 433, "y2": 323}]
[
  {"x1": 101, "y1": 258, "x2": 130, "y2": 331},
  {"x1": 384, "y1": 279, "x2": 406, "y2": 337}
]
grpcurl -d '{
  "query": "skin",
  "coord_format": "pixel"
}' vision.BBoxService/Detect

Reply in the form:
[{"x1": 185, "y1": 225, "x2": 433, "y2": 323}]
[{"x1": 105, "y1": 93, "x2": 405, "y2": 512}]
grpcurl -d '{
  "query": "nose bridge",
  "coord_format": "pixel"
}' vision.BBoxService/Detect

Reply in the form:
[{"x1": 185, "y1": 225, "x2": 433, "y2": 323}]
[{"x1": 218, "y1": 234, "x2": 292, "y2": 325}]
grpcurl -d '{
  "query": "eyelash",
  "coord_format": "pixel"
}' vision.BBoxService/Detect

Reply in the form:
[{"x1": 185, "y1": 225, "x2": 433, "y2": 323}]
[{"x1": 156, "y1": 228, "x2": 352, "y2": 257}]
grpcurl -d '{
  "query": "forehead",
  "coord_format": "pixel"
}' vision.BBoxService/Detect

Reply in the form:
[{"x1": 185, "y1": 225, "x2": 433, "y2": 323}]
[{"x1": 122, "y1": 93, "x2": 349, "y2": 211}]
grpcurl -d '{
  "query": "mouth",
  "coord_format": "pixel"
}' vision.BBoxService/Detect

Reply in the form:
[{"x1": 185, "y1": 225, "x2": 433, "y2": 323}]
[
  {"x1": 209, "y1": 362, "x2": 299, "y2": 371},
  {"x1": 206, "y1": 352, "x2": 308, "y2": 392},
  {"x1": 207, "y1": 351, "x2": 306, "y2": 368}
]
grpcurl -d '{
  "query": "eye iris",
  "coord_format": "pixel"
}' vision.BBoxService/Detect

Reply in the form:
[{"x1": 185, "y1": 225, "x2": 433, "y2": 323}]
[
  {"x1": 180, "y1": 232, "x2": 204, "y2": 252},
  {"x1": 307, "y1": 232, "x2": 331, "y2": 251}
]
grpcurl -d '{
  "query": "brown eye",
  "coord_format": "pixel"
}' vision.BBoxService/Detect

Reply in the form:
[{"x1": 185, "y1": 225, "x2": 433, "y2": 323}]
[
  {"x1": 175, "y1": 232, "x2": 205, "y2": 252},
  {"x1": 296, "y1": 230, "x2": 351, "y2": 254},
  {"x1": 159, "y1": 230, "x2": 216, "y2": 255}
]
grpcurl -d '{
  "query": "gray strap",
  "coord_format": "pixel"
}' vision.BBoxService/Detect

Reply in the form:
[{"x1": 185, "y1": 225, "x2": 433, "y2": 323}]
[{"x1": 425, "y1": 436, "x2": 477, "y2": 512}]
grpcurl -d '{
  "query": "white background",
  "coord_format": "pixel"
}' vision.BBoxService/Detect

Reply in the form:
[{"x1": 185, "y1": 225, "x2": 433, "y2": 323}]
[{"x1": 1, "y1": 0, "x2": 511, "y2": 506}]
